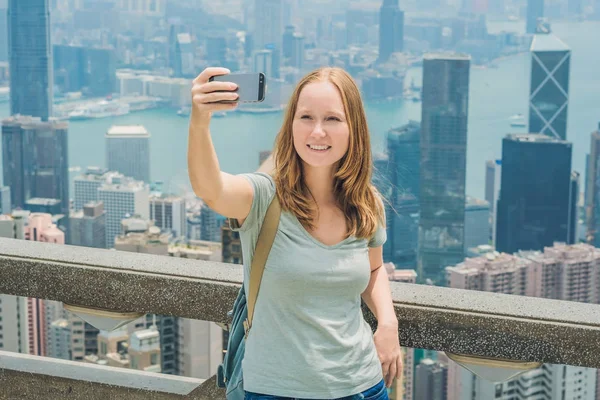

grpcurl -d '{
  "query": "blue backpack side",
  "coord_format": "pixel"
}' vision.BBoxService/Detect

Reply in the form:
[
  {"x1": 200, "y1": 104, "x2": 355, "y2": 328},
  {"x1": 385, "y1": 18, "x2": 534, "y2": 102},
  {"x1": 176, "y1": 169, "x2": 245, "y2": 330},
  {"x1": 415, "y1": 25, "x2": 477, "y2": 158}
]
[{"x1": 217, "y1": 285, "x2": 247, "y2": 400}]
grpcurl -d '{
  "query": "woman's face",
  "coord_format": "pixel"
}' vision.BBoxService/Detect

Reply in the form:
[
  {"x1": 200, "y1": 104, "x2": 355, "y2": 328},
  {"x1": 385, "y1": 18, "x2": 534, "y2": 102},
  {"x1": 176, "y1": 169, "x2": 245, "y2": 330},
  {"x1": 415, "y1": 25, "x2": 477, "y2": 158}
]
[{"x1": 292, "y1": 81, "x2": 350, "y2": 171}]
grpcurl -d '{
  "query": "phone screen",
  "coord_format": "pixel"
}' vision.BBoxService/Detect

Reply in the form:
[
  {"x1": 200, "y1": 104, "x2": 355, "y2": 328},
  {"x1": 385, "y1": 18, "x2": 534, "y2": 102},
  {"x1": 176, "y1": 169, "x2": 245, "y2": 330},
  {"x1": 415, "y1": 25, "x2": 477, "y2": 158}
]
[{"x1": 209, "y1": 73, "x2": 266, "y2": 103}]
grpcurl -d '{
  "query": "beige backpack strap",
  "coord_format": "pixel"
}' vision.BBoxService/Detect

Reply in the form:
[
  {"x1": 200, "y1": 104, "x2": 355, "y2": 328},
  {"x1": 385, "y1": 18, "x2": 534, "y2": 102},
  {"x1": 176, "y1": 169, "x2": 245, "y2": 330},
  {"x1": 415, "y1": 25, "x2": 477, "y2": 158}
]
[{"x1": 243, "y1": 193, "x2": 281, "y2": 338}]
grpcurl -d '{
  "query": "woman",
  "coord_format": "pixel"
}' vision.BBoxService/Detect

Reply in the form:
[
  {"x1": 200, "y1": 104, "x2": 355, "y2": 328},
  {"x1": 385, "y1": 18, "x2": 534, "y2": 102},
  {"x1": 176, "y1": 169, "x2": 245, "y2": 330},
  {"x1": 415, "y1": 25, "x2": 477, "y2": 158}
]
[{"x1": 188, "y1": 66, "x2": 402, "y2": 400}]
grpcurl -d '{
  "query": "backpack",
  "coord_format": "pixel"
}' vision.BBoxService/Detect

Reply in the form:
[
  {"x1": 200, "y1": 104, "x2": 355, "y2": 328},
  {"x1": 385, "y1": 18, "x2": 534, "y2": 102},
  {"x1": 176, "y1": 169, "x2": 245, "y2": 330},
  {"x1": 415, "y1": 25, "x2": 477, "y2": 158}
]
[{"x1": 216, "y1": 193, "x2": 281, "y2": 399}]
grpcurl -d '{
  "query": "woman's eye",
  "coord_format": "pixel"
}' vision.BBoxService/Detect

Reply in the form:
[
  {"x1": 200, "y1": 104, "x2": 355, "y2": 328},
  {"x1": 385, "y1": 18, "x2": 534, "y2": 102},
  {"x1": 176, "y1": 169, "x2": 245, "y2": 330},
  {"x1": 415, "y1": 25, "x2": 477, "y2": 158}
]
[
  {"x1": 300, "y1": 115, "x2": 311, "y2": 119},
  {"x1": 327, "y1": 117, "x2": 340, "y2": 121}
]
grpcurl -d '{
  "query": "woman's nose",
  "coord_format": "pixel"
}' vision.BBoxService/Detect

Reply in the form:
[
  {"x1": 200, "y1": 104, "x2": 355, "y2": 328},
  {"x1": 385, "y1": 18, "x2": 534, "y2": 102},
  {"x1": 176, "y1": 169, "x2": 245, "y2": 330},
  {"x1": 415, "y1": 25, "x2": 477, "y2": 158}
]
[{"x1": 311, "y1": 123, "x2": 326, "y2": 137}]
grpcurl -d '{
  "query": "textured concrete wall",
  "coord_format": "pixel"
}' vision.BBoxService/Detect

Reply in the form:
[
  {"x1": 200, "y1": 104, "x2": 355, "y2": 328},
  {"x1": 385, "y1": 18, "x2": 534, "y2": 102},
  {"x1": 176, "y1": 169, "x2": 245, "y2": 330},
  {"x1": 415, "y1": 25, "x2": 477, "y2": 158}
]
[{"x1": 2, "y1": 236, "x2": 600, "y2": 399}]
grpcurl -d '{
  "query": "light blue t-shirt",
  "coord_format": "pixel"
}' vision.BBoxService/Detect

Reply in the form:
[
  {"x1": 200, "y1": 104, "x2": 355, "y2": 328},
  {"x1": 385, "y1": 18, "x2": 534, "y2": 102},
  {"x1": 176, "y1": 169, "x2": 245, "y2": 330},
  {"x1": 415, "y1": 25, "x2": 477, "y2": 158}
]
[{"x1": 229, "y1": 172, "x2": 387, "y2": 399}]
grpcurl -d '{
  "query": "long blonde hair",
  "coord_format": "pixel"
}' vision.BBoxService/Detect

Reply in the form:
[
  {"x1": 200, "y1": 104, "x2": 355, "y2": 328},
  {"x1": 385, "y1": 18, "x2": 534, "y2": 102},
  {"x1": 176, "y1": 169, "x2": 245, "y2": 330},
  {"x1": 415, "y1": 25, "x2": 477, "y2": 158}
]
[{"x1": 272, "y1": 67, "x2": 385, "y2": 240}]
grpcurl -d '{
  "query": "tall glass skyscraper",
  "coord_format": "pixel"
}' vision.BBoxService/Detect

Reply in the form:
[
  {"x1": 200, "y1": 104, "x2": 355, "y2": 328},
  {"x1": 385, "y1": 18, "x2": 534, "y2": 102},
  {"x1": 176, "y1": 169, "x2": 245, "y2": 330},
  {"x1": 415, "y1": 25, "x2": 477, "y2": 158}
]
[
  {"x1": 387, "y1": 121, "x2": 420, "y2": 269},
  {"x1": 496, "y1": 134, "x2": 576, "y2": 254},
  {"x1": 8, "y1": 0, "x2": 53, "y2": 120},
  {"x1": 253, "y1": 0, "x2": 283, "y2": 51},
  {"x1": 586, "y1": 124, "x2": 600, "y2": 247},
  {"x1": 0, "y1": 1, "x2": 8, "y2": 62},
  {"x1": 378, "y1": 0, "x2": 404, "y2": 63},
  {"x1": 418, "y1": 54, "x2": 470, "y2": 285},
  {"x1": 526, "y1": 0, "x2": 544, "y2": 34},
  {"x1": 529, "y1": 32, "x2": 571, "y2": 140},
  {"x1": 2, "y1": 116, "x2": 69, "y2": 216}
]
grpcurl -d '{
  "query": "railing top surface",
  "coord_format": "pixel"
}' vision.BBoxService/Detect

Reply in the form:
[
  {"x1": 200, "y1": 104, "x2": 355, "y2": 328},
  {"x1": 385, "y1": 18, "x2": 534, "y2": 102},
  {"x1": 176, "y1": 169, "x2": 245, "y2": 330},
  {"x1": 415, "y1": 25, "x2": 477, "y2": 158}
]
[
  {"x1": 2, "y1": 236, "x2": 600, "y2": 370},
  {"x1": 2, "y1": 237, "x2": 600, "y2": 329}
]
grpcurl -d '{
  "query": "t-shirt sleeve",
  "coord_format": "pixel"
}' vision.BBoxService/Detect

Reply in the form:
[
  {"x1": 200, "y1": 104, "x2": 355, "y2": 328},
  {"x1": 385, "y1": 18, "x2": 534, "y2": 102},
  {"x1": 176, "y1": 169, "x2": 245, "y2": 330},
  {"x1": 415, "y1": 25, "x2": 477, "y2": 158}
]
[
  {"x1": 368, "y1": 199, "x2": 387, "y2": 248},
  {"x1": 228, "y1": 172, "x2": 276, "y2": 233}
]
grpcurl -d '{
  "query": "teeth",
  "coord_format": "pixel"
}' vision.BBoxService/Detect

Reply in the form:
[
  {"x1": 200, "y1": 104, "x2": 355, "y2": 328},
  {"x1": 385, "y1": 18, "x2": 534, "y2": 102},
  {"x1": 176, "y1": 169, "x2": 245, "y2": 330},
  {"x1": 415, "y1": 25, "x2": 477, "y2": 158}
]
[{"x1": 309, "y1": 145, "x2": 329, "y2": 150}]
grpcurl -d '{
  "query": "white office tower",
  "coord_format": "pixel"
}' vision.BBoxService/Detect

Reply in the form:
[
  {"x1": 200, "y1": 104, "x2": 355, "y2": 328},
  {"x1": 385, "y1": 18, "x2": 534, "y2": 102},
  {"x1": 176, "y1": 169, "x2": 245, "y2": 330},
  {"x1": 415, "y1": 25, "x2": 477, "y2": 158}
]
[
  {"x1": 73, "y1": 167, "x2": 121, "y2": 211},
  {"x1": 105, "y1": 125, "x2": 151, "y2": 183},
  {"x1": 149, "y1": 194, "x2": 186, "y2": 238},
  {"x1": 99, "y1": 175, "x2": 149, "y2": 249}
]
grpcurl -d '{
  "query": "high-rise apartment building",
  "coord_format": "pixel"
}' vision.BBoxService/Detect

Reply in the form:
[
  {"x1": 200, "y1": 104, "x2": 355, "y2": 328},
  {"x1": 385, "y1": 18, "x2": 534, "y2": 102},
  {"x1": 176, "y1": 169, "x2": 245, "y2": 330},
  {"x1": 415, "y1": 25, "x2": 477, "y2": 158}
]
[{"x1": 446, "y1": 243, "x2": 600, "y2": 400}]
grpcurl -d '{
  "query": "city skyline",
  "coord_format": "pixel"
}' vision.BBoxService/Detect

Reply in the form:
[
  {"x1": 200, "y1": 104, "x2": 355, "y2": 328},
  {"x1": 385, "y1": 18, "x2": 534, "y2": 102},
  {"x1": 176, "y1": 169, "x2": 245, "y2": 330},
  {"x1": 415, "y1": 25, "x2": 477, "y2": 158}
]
[{"x1": 1, "y1": 0, "x2": 600, "y2": 398}]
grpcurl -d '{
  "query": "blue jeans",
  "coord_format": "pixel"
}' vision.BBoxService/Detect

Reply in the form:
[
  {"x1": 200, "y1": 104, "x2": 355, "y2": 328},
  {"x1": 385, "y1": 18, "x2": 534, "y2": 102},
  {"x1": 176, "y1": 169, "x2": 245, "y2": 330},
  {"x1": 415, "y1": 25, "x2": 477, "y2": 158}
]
[{"x1": 244, "y1": 379, "x2": 389, "y2": 400}]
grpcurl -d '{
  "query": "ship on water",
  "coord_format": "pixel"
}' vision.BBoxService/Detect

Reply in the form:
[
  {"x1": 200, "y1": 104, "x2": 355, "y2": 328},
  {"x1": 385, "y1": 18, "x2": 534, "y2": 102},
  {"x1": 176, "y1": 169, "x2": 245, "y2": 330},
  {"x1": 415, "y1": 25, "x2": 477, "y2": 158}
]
[
  {"x1": 68, "y1": 100, "x2": 130, "y2": 120},
  {"x1": 509, "y1": 113, "x2": 526, "y2": 127}
]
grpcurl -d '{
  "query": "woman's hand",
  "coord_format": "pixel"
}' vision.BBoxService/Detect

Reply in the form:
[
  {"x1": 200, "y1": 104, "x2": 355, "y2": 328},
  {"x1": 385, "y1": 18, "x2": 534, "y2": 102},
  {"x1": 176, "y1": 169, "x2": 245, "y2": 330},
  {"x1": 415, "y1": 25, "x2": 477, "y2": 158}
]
[
  {"x1": 191, "y1": 67, "x2": 240, "y2": 119},
  {"x1": 373, "y1": 322, "x2": 403, "y2": 388}
]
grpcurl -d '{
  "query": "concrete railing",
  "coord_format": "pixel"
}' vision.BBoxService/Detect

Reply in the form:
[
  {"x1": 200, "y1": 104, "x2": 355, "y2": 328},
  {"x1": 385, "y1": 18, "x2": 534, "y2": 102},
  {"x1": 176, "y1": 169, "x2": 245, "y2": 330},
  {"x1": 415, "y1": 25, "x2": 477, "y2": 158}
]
[{"x1": 1, "y1": 237, "x2": 600, "y2": 399}]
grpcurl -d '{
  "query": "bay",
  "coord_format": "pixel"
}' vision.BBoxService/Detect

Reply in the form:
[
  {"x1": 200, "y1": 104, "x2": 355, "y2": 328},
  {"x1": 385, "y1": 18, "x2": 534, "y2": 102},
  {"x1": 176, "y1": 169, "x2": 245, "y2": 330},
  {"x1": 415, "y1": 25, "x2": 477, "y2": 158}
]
[{"x1": 0, "y1": 21, "x2": 598, "y2": 200}]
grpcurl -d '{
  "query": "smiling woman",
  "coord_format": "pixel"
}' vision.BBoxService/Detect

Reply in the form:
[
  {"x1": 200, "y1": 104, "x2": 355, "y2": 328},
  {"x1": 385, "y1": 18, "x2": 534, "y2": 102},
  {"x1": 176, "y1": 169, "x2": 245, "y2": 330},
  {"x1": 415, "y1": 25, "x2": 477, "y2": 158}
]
[{"x1": 188, "y1": 66, "x2": 400, "y2": 400}]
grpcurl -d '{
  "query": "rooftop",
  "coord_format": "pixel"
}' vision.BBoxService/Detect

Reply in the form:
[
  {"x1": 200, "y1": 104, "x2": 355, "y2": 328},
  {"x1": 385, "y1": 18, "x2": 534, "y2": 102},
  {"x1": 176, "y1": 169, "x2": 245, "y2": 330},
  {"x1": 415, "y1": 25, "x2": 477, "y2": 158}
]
[
  {"x1": 423, "y1": 52, "x2": 471, "y2": 61},
  {"x1": 531, "y1": 33, "x2": 571, "y2": 52},
  {"x1": 25, "y1": 198, "x2": 62, "y2": 206},
  {"x1": 106, "y1": 125, "x2": 150, "y2": 137},
  {"x1": 506, "y1": 133, "x2": 569, "y2": 144}
]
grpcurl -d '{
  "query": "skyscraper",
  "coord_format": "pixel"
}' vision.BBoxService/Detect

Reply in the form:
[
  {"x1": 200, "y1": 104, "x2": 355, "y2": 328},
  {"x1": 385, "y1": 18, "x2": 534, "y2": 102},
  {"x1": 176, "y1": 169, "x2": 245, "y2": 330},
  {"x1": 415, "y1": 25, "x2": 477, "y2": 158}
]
[
  {"x1": 526, "y1": 0, "x2": 544, "y2": 34},
  {"x1": 173, "y1": 33, "x2": 194, "y2": 78},
  {"x1": 378, "y1": 0, "x2": 404, "y2": 63},
  {"x1": 206, "y1": 36, "x2": 227, "y2": 66},
  {"x1": 2, "y1": 116, "x2": 69, "y2": 216},
  {"x1": 73, "y1": 167, "x2": 112, "y2": 211},
  {"x1": 415, "y1": 358, "x2": 448, "y2": 400},
  {"x1": 253, "y1": 0, "x2": 283, "y2": 51},
  {"x1": 149, "y1": 194, "x2": 186, "y2": 238},
  {"x1": 253, "y1": 49, "x2": 280, "y2": 80},
  {"x1": 290, "y1": 33, "x2": 304, "y2": 69},
  {"x1": 496, "y1": 134, "x2": 575, "y2": 254},
  {"x1": 0, "y1": 293, "x2": 29, "y2": 353},
  {"x1": 418, "y1": 54, "x2": 470, "y2": 284},
  {"x1": 529, "y1": 32, "x2": 571, "y2": 140},
  {"x1": 8, "y1": 0, "x2": 53, "y2": 120},
  {"x1": 0, "y1": 2, "x2": 8, "y2": 62},
  {"x1": 485, "y1": 159, "x2": 502, "y2": 245},
  {"x1": 0, "y1": 186, "x2": 10, "y2": 214},
  {"x1": 387, "y1": 121, "x2": 420, "y2": 268},
  {"x1": 282, "y1": 25, "x2": 295, "y2": 61},
  {"x1": 464, "y1": 197, "x2": 490, "y2": 252},
  {"x1": 106, "y1": 125, "x2": 151, "y2": 183},
  {"x1": 69, "y1": 201, "x2": 106, "y2": 249},
  {"x1": 586, "y1": 124, "x2": 600, "y2": 246},
  {"x1": 98, "y1": 176, "x2": 149, "y2": 249}
]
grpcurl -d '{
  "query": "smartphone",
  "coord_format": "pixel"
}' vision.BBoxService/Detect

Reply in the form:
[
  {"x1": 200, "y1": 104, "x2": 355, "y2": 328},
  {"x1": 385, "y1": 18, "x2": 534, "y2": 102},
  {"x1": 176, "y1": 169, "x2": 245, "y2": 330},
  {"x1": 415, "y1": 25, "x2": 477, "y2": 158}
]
[{"x1": 208, "y1": 73, "x2": 266, "y2": 103}]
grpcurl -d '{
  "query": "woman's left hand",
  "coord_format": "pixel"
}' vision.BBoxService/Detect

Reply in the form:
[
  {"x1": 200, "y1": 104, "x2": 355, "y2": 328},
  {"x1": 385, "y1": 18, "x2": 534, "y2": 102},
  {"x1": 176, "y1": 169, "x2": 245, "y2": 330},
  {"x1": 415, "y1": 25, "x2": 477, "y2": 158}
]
[{"x1": 373, "y1": 323, "x2": 403, "y2": 388}]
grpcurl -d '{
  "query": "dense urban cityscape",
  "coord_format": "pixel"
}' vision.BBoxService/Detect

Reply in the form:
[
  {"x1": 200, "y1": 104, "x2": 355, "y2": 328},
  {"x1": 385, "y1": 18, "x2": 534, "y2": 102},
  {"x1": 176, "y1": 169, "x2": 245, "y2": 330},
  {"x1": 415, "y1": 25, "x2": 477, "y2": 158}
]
[{"x1": 0, "y1": 0, "x2": 600, "y2": 399}]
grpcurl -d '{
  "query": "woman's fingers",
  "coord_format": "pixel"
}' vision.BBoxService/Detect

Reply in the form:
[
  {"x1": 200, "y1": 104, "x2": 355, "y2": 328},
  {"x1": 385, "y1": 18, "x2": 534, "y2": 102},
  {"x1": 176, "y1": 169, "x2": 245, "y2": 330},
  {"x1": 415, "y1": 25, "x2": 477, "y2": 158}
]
[
  {"x1": 387, "y1": 360, "x2": 397, "y2": 388},
  {"x1": 396, "y1": 356, "x2": 403, "y2": 379},
  {"x1": 381, "y1": 360, "x2": 390, "y2": 386},
  {"x1": 193, "y1": 80, "x2": 238, "y2": 94},
  {"x1": 193, "y1": 67, "x2": 230, "y2": 84},
  {"x1": 196, "y1": 91, "x2": 239, "y2": 104}
]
